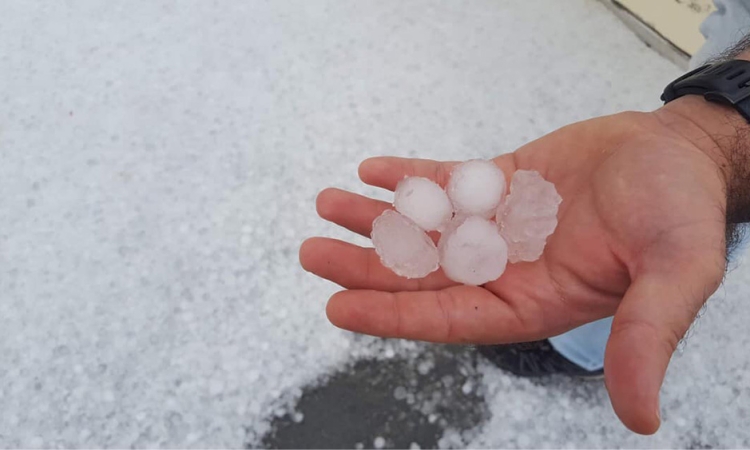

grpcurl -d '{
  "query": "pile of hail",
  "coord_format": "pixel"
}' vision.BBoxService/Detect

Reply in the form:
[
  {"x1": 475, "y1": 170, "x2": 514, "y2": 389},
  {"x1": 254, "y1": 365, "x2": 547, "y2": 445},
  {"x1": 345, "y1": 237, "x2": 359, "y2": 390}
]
[{"x1": 371, "y1": 160, "x2": 562, "y2": 285}]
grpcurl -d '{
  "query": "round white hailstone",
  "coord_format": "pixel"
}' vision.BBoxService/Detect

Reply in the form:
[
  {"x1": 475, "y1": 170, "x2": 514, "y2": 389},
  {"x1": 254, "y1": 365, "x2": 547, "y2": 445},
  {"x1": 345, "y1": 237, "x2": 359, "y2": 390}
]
[
  {"x1": 446, "y1": 159, "x2": 506, "y2": 218},
  {"x1": 394, "y1": 177, "x2": 453, "y2": 231},
  {"x1": 438, "y1": 216, "x2": 508, "y2": 285},
  {"x1": 496, "y1": 170, "x2": 562, "y2": 263},
  {"x1": 371, "y1": 210, "x2": 439, "y2": 279},
  {"x1": 373, "y1": 437, "x2": 386, "y2": 449}
]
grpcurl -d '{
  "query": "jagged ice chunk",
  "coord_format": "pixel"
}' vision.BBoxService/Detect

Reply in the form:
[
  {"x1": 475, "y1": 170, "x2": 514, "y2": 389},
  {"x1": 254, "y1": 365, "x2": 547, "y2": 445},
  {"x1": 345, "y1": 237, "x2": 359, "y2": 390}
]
[
  {"x1": 438, "y1": 216, "x2": 508, "y2": 285},
  {"x1": 394, "y1": 176, "x2": 453, "y2": 231},
  {"x1": 496, "y1": 170, "x2": 562, "y2": 263},
  {"x1": 371, "y1": 210, "x2": 439, "y2": 278},
  {"x1": 446, "y1": 159, "x2": 506, "y2": 219}
]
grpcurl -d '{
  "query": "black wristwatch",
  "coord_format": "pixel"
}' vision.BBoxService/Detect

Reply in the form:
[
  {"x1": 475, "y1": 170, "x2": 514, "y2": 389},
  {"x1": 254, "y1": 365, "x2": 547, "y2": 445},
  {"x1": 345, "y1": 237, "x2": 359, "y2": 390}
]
[{"x1": 661, "y1": 59, "x2": 750, "y2": 123}]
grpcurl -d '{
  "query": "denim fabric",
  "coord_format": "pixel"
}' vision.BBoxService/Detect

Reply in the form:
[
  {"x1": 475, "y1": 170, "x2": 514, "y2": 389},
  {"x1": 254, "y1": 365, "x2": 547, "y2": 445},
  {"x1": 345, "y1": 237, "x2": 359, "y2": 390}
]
[{"x1": 549, "y1": 317, "x2": 613, "y2": 371}]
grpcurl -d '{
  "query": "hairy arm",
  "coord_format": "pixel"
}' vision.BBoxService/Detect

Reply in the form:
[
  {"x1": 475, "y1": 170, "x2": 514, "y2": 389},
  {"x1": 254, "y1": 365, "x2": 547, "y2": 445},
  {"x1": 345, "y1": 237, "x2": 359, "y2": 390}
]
[{"x1": 655, "y1": 43, "x2": 750, "y2": 255}]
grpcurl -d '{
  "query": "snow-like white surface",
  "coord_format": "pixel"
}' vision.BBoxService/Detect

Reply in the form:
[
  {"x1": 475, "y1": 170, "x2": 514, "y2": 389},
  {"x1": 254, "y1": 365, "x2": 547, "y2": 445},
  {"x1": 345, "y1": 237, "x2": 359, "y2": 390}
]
[{"x1": 0, "y1": 0, "x2": 748, "y2": 447}]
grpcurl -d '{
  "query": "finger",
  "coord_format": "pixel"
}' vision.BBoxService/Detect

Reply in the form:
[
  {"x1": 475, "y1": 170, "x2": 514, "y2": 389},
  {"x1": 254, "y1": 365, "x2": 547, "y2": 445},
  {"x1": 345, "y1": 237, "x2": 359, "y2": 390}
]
[
  {"x1": 358, "y1": 155, "x2": 518, "y2": 191},
  {"x1": 316, "y1": 187, "x2": 391, "y2": 237},
  {"x1": 300, "y1": 237, "x2": 455, "y2": 291},
  {"x1": 326, "y1": 286, "x2": 538, "y2": 344},
  {"x1": 358, "y1": 157, "x2": 456, "y2": 191},
  {"x1": 604, "y1": 247, "x2": 724, "y2": 435}
]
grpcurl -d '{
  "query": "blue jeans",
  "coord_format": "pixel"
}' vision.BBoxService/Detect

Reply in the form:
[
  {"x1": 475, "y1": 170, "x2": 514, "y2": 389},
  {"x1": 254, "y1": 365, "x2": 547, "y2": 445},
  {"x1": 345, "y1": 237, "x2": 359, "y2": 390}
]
[{"x1": 551, "y1": 0, "x2": 750, "y2": 371}]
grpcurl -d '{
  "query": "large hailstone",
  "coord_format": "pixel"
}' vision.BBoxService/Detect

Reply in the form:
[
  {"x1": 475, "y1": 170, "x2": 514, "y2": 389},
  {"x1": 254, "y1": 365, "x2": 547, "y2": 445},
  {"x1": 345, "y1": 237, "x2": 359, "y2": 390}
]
[
  {"x1": 496, "y1": 170, "x2": 562, "y2": 263},
  {"x1": 446, "y1": 160, "x2": 506, "y2": 219},
  {"x1": 438, "y1": 216, "x2": 508, "y2": 286},
  {"x1": 394, "y1": 177, "x2": 453, "y2": 231},
  {"x1": 371, "y1": 210, "x2": 440, "y2": 278}
]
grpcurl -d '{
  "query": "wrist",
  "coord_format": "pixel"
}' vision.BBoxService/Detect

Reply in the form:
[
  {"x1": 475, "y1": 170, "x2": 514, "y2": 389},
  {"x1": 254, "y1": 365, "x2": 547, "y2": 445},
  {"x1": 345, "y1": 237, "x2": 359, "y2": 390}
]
[
  {"x1": 654, "y1": 50, "x2": 750, "y2": 204},
  {"x1": 654, "y1": 97, "x2": 750, "y2": 223},
  {"x1": 653, "y1": 96, "x2": 743, "y2": 180},
  {"x1": 653, "y1": 57, "x2": 750, "y2": 224}
]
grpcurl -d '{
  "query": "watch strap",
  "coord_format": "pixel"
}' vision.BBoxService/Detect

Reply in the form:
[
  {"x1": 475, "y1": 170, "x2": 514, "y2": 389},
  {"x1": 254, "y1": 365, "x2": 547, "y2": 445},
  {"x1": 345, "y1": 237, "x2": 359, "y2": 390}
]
[{"x1": 661, "y1": 60, "x2": 750, "y2": 123}]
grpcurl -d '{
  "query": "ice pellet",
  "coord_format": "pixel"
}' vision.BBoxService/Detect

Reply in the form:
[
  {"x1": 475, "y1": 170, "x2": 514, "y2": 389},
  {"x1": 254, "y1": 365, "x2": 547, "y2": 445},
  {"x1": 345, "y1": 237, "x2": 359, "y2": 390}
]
[
  {"x1": 394, "y1": 176, "x2": 453, "y2": 231},
  {"x1": 371, "y1": 210, "x2": 439, "y2": 278},
  {"x1": 496, "y1": 170, "x2": 562, "y2": 263},
  {"x1": 438, "y1": 216, "x2": 508, "y2": 285},
  {"x1": 446, "y1": 160, "x2": 506, "y2": 218}
]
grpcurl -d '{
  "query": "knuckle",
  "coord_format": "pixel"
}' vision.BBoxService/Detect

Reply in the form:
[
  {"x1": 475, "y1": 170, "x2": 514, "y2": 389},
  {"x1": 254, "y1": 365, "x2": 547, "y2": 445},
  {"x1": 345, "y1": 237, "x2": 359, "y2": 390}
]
[
  {"x1": 435, "y1": 290, "x2": 456, "y2": 341},
  {"x1": 390, "y1": 293, "x2": 403, "y2": 338}
]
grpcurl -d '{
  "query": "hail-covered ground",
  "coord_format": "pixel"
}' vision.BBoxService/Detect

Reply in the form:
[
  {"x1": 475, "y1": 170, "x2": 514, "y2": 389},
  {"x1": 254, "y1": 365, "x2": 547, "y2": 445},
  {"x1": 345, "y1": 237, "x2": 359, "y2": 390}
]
[{"x1": 1, "y1": 0, "x2": 748, "y2": 448}]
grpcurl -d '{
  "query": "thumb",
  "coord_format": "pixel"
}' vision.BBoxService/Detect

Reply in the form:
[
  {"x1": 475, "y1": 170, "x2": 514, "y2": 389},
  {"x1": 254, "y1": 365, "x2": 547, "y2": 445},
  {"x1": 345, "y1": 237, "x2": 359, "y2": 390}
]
[{"x1": 604, "y1": 252, "x2": 724, "y2": 434}]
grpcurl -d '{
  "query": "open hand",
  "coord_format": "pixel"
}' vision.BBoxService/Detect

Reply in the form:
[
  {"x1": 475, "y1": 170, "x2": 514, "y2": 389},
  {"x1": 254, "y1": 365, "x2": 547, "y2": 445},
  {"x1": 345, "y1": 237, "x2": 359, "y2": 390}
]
[{"x1": 300, "y1": 101, "x2": 730, "y2": 434}]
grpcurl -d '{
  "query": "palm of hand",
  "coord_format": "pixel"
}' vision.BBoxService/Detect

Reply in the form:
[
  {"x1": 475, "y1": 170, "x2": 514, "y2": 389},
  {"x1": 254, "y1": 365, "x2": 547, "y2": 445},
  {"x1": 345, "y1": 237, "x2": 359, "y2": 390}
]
[{"x1": 300, "y1": 112, "x2": 727, "y2": 434}]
